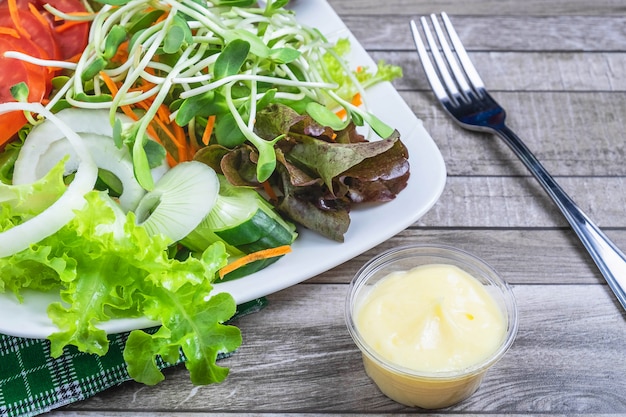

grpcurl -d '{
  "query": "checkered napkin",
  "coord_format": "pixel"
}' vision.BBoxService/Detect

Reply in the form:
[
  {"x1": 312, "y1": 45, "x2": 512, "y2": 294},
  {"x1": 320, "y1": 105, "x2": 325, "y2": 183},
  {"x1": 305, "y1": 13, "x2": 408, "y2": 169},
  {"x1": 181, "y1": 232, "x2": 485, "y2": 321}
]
[{"x1": 0, "y1": 298, "x2": 267, "y2": 417}]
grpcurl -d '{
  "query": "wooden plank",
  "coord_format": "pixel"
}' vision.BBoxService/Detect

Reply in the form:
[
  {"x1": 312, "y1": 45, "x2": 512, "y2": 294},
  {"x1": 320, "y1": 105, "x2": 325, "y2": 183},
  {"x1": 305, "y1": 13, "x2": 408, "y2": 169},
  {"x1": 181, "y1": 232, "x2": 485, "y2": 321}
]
[
  {"x1": 378, "y1": 52, "x2": 626, "y2": 92},
  {"x1": 419, "y1": 176, "x2": 626, "y2": 229},
  {"x1": 306, "y1": 229, "x2": 613, "y2": 286},
  {"x1": 340, "y1": 16, "x2": 626, "y2": 52},
  {"x1": 401, "y1": 91, "x2": 626, "y2": 177},
  {"x1": 328, "y1": 0, "x2": 626, "y2": 16},
  {"x1": 57, "y1": 284, "x2": 626, "y2": 414}
]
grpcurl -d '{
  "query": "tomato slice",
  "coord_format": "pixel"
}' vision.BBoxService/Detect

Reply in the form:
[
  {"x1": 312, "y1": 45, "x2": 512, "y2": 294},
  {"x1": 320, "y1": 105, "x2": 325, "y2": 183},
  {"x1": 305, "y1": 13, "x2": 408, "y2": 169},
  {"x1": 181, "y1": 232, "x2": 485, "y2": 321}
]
[
  {"x1": 0, "y1": 6, "x2": 61, "y2": 60},
  {"x1": 0, "y1": 0, "x2": 90, "y2": 145},
  {"x1": 0, "y1": 35, "x2": 50, "y2": 146},
  {"x1": 37, "y1": 0, "x2": 90, "y2": 60},
  {"x1": 0, "y1": 0, "x2": 32, "y2": 9},
  {"x1": 0, "y1": 0, "x2": 89, "y2": 60}
]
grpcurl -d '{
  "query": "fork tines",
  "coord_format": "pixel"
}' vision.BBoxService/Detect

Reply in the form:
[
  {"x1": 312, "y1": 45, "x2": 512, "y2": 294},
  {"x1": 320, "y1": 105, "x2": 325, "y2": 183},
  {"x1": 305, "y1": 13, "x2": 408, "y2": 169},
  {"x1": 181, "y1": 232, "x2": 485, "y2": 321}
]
[{"x1": 410, "y1": 13, "x2": 485, "y2": 105}]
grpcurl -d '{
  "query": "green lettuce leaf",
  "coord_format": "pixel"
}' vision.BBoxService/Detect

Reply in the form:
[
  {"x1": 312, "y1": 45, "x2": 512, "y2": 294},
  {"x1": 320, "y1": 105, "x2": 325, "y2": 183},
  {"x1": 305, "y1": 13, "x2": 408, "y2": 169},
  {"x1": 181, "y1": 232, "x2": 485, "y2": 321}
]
[
  {"x1": 125, "y1": 288, "x2": 240, "y2": 385},
  {"x1": 0, "y1": 143, "x2": 20, "y2": 184},
  {"x1": 0, "y1": 160, "x2": 74, "y2": 296},
  {"x1": 321, "y1": 38, "x2": 403, "y2": 103},
  {"x1": 0, "y1": 186, "x2": 239, "y2": 385},
  {"x1": 0, "y1": 157, "x2": 68, "y2": 224}
]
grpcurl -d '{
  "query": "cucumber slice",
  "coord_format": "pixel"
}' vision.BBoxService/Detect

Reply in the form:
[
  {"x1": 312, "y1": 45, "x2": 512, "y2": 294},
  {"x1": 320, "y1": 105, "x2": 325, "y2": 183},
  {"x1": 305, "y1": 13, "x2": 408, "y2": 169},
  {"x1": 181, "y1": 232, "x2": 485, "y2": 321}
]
[
  {"x1": 215, "y1": 209, "x2": 295, "y2": 252},
  {"x1": 181, "y1": 175, "x2": 297, "y2": 257}
]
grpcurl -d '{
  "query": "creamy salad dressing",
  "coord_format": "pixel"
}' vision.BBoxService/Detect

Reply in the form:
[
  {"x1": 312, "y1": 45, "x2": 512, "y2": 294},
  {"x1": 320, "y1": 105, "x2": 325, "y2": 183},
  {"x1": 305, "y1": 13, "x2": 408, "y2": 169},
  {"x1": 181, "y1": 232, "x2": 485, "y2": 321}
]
[
  {"x1": 352, "y1": 263, "x2": 510, "y2": 408},
  {"x1": 356, "y1": 264, "x2": 506, "y2": 373}
]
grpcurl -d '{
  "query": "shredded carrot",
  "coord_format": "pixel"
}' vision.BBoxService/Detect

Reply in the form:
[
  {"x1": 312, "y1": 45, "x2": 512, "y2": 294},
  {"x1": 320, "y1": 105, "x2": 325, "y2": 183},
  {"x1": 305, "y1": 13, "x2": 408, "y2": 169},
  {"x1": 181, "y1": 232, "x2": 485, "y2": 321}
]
[
  {"x1": 155, "y1": 101, "x2": 170, "y2": 123},
  {"x1": 164, "y1": 153, "x2": 177, "y2": 167},
  {"x1": 110, "y1": 40, "x2": 130, "y2": 65},
  {"x1": 174, "y1": 120, "x2": 196, "y2": 160},
  {"x1": 99, "y1": 71, "x2": 138, "y2": 121},
  {"x1": 152, "y1": 113, "x2": 187, "y2": 160},
  {"x1": 261, "y1": 180, "x2": 278, "y2": 202},
  {"x1": 54, "y1": 19, "x2": 89, "y2": 34},
  {"x1": 127, "y1": 70, "x2": 157, "y2": 94},
  {"x1": 98, "y1": 71, "x2": 117, "y2": 92},
  {"x1": 65, "y1": 52, "x2": 84, "y2": 63},
  {"x1": 155, "y1": 102, "x2": 190, "y2": 161},
  {"x1": 154, "y1": 10, "x2": 169, "y2": 24},
  {"x1": 335, "y1": 92, "x2": 362, "y2": 120},
  {"x1": 218, "y1": 245, "x2": 292, "y2": 279},
  {"x1": 133, "y1": 99, "x2": 151, "y2": 112},
  {"x1": 99, "y1": 71, "x2": 191, "y2": 166},
  {"x1": 128, "y1": 82, "x2": 157, "y2": 94},
  {"x1": 100, "y1": 71, "x2": 170, "y2": 159},
  {"x1": 28, "y1": 4, "x2": 51, "y2": 29},
  {"x1": 201, "y1": 115, "x2": 216, "y2": 146},
  {"x1": 7, "y1": 0, "x2": 30, "y2": 39},
  {"x1": 0, "y1": 27, "x2": 19, "y2": 37},
  {"x1": 134, "y1": 97, "x2": 190, "y2": 163},
  {"x1": 100, "y1": 42, "x2": 189, "y2": 166},
  {"x1": 131, "y1": 100, "x2": 167, "y2": 145},
  {"x1": 100, "y1": 71, "x2": 175, "y2": 158}
]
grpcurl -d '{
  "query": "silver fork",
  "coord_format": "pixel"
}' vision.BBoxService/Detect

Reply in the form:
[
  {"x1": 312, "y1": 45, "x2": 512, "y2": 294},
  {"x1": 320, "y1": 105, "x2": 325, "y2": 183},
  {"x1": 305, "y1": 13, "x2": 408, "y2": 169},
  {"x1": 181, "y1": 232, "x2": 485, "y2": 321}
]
[{"x1": 411, "y1": 13, "x2": 626, "y2": 311}]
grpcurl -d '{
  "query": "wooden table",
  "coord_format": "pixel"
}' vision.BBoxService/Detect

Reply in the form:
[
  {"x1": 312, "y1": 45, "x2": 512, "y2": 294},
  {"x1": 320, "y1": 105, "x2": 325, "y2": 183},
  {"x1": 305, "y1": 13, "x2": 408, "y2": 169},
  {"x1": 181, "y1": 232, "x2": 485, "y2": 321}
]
[{"x1": 53, "y1": 0, "x2": 626, "y2": 414}]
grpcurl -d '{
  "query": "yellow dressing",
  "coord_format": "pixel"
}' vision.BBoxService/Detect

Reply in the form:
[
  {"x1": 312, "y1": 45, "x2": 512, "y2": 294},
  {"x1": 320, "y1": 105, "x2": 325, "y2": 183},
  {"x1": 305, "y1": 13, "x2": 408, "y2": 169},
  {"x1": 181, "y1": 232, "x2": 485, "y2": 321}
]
[{"x1": 356, "y1": 264, "x2": 507, "y2": 373}]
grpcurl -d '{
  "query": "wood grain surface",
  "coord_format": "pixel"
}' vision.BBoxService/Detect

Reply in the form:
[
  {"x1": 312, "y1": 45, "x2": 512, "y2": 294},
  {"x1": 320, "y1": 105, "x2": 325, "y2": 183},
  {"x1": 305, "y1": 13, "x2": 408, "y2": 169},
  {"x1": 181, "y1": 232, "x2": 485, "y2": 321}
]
[{"x1": 50, "y1": 0, "x2": 626, "y2": 415}]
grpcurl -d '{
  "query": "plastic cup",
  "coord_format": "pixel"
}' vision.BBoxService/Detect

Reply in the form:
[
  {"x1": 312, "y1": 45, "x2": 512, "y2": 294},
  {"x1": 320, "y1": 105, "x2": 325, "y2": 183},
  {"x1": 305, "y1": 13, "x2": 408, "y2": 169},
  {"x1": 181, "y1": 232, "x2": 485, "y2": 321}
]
[{"x1": 345, "y1": 244, "x2": 518, "y2": 409}]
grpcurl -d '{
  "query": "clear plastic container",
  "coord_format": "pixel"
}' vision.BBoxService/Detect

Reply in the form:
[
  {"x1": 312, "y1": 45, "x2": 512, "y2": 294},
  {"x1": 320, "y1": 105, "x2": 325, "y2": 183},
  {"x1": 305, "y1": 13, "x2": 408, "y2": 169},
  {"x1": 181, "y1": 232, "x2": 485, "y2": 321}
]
[{"x1": 345, "y1": 244, "x2": 518, "y2": 409}]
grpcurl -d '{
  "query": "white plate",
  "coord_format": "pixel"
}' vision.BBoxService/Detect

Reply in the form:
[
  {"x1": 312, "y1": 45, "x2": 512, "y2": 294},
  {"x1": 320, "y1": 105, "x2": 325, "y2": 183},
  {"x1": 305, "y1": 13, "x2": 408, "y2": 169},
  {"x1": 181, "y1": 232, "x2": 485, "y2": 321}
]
[{"x1": 0, "y1": 0, "x2": 447, "y2": 339}]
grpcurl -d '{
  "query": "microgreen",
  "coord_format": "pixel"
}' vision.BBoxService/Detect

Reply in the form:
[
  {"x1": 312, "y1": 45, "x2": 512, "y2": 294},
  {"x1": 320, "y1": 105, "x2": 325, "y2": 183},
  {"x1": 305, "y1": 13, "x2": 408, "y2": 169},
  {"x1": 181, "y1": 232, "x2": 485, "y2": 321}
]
[
  {"x1": 175, "y1": 91, "x2": 228, "y2": 126},
  {"x1": 305, "y1": 102, "x2": 348, "y2": 131},
  {"x1": 214, "y1": 39, "x2": 251, "y2": 79},
  {"x1": 10, "y1": 82, "x2": 29, "y2": 103},
  {"x1": 103, "y1": 25, "x2": 127, "y2": 60},
  {"x1": 80, "y1": 56, "x2": 107, "y2": 81},
  {"x1": 163, "y1": 15, "x2": 193, "y2": 54},
  {"x1": 43, "y1": 0, "x2": 401, "y2": 187}
]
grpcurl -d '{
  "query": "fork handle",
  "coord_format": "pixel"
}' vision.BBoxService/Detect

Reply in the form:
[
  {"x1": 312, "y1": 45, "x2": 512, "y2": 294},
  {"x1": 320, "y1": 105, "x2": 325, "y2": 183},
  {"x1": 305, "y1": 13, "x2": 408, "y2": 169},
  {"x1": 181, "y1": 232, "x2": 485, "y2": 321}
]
[{"x1": 496, "y1": 125, "x2": 626, "y2": 310}]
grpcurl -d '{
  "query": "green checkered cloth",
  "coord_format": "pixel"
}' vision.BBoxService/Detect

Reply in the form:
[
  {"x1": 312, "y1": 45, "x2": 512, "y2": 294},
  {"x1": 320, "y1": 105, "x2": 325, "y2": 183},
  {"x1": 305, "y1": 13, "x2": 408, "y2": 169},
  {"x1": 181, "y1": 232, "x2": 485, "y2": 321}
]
[{"x1": 0, "y1": 298, "x2": 267, "y2": 417}]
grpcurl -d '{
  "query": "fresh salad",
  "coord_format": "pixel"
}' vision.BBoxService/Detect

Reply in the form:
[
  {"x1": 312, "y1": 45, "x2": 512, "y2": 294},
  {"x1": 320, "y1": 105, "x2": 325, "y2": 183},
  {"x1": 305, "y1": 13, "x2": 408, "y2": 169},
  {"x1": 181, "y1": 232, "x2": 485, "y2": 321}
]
[{"x1": 0, "y1": 0, "x2": 408, "y2": 386}]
